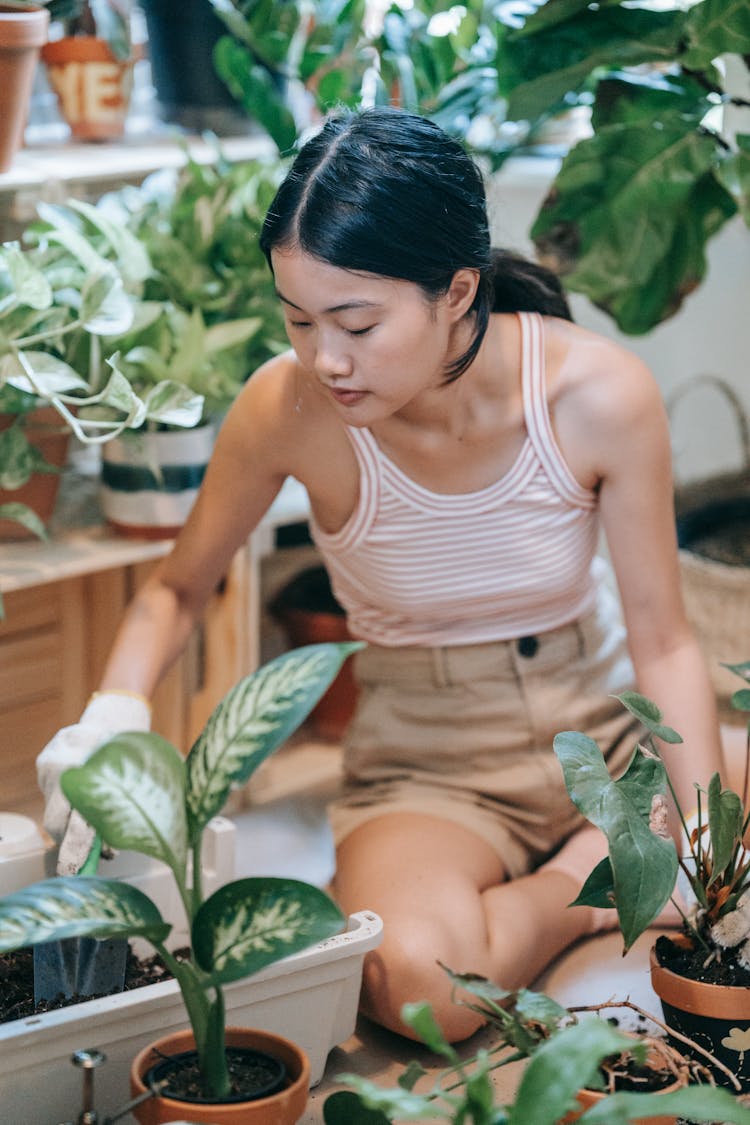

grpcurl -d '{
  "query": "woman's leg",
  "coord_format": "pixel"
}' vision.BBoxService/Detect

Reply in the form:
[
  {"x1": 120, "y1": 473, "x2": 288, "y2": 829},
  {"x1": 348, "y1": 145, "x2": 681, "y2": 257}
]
[{"x1": 333, "y1": 812, "x2": 609, "y2": 1042}]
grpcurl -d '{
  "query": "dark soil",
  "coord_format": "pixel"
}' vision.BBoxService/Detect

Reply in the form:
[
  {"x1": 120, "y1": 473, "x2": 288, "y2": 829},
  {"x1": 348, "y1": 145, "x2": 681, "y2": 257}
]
[
  {"x1": 145, "y1": 1045, "x2": 288, "y2": 1103},
  {"x1": 654, "y1": 933, "x2": 750, "y2": 987},
  {"x1": 0, "y1": 944, "x2": 181, "y2": 1025}
]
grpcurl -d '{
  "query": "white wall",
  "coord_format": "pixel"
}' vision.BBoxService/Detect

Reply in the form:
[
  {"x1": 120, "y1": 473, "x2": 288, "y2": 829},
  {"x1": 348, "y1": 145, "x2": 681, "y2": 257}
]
[{"x1": 486, "y1": 157, "x2": 750, "y2": 486}]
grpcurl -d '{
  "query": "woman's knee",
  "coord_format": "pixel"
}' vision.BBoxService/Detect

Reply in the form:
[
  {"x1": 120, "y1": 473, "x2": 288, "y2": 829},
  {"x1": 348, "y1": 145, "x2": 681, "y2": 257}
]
[{"x1": 359, "y1": 913, "x2": 489, "y2": 1043}]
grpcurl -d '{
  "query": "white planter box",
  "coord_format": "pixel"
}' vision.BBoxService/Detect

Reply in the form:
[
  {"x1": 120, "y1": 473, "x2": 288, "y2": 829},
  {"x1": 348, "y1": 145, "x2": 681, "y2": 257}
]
[
  {"x1": 0, "y1": 910, "x2": 383, "y2": 1125},
  {"x1": 0, "y1": 814, "x2": 383, "y2": 1124}
]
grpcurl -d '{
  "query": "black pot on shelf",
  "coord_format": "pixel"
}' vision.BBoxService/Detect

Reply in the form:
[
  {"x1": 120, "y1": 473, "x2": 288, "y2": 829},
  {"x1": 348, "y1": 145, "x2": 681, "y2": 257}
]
[{"x1": 140, "y1": 0, "x2": 253, "y2": 135}]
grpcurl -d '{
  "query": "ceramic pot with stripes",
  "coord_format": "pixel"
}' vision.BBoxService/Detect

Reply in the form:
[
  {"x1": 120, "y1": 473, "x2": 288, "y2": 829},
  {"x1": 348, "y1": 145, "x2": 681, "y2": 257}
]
[{"x1": 100, "y1": 424, "x2": 215, "y2": 539}]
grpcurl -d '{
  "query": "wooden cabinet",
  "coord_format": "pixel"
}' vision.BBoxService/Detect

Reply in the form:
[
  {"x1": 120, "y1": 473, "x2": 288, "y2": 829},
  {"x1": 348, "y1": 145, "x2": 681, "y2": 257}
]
[{"x1": 0, "y1": 548, "x2": 256, "y2": 821}]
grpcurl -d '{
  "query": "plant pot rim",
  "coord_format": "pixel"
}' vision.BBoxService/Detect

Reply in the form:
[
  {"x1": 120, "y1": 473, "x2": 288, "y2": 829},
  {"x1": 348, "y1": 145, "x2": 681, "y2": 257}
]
[
  {"x1": 0, "y1": 3, "x2": 49, "y2": 48},
  {"x1": 650, "y1": 938, "x2": 750, "y2": 1016},
  {"x1": 130, "y1": 1026, "x2": 310, "y2": 1124}
]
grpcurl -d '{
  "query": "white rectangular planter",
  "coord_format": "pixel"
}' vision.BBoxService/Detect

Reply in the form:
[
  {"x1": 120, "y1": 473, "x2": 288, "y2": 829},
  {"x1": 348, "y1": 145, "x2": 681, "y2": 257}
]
[
  {"x1": 0, "y1": 814, "x2": 383, "y2": 1124},
  {"x1": 0, "y1": 910, "x2": 383, "y2": 1125}
]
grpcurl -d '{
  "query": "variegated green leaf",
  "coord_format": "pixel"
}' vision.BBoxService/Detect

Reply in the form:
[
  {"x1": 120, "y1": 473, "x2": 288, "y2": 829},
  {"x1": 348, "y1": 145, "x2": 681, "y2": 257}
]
[
  {"x1": 143, "y1": 381, "x2": 205, "y2": 428},
  {"x1": 186, "y1": 643, "x2": 363, "y2": 838},
  {"x1": 0, "y1": 876, "x2": 170, "y2": 951},
  {"x1": 0, "y1": 502, "x2": 47, "y2": 539},
  {"x1": 5, "y1": 244, "x2": 52, "y2": 310},
  {"x1": 192, "y1": 877, "x2": 344, "y2": 983},
  {"x1": 0, "y1": 351, "x2": 89, "y2": 396},
  {"x1": 61, "y1": 733, "x2": 188, "y2": 881}
]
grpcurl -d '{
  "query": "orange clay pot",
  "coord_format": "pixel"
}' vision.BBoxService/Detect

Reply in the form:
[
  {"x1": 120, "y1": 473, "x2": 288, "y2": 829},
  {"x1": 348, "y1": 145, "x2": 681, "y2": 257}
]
[
  {"x1": 130, "y1": 1026, "x2": 310, "y2": 1125},
  {"x1": 557, "y1": 1040, "x2": 685, "y2": 1125},
  {"x1": 0, "y1": 3, "x2": 49, "y2": 172},
  {"x1": 41, "y1": 35, "x2": 133, "y2": 140},
  {"x1": 651, "y1": 936, "x2": 750, "y2": 1091},
  {"x1": 0, "y1": 407, "x2": 70, "y2": 540}
]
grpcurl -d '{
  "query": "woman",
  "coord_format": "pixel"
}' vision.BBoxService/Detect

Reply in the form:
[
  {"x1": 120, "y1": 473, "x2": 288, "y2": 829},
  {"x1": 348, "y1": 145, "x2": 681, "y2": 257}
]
[{"x1": 38, "y1": 107, "x2": 723, "y2": 1042}]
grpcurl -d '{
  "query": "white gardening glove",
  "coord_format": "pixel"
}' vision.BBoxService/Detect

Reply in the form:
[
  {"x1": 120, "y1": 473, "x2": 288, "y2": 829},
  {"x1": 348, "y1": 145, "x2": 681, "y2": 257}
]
[{"x1": 37, "y1": 691, "x2": 151, "y2": 875}]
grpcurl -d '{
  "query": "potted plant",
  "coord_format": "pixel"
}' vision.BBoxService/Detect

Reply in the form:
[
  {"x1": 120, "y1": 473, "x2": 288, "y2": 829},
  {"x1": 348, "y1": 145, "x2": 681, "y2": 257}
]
[
  {"x1": 553, "y1": 661, "x2": 750, "y2": 1089},
  {"x1": 208, "y1": 0, "x2": 748, "y2": 336},
  {"x1": 0, "y1": 149, "x2": 285, "y2": 548},
  {"x1": 0, "y1": 641, "x2": 364, "y2": 1123},
  {"x1": 36, "y1": 0, "x2": 136, "y2": 140},
  {"x1": 323, "y1": 969, "x2": 750, "y2": 1124}
]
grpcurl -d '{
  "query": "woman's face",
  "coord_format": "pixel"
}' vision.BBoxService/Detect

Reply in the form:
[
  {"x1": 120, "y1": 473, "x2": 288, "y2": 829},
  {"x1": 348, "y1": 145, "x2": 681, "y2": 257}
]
[{"x1": 271, "y1": 247, "x2": 465, "y2": 424}]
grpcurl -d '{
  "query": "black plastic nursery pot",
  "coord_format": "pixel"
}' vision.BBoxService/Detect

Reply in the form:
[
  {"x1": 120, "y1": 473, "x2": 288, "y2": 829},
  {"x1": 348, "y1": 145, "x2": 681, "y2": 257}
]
[{"x1": 650, "y1": 941, "x2": 750, "y2": 1092}]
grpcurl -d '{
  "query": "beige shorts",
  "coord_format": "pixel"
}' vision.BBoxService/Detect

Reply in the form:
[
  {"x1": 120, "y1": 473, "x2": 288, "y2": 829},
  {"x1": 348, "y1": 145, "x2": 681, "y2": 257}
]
[{"x1": 328, "y1": 588, "x2": 640, "y2": 878}]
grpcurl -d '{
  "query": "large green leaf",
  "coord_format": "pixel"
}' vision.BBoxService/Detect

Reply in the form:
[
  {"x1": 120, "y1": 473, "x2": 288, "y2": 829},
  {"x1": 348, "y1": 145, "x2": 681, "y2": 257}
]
[
  {"x1": 185, "y1": 643, "x2": 362, "y2": 839},
  {"x1": 0, "y1": 876, "x2": 170, "y2": 950},
  {"x1": 580, "y1": 1084, "x2": 750, "y2": 1124},
  {"x1": 553, "y1": 731, "x2": 677, "y2": 949},
  {"x1": 61, "y1": 733, "x2": 188, "y2": 881},
  {"x1": 142, "y1": 380, "x2": 205, "y2": 428},
  {"x1": 532, "y1": 115, "x2": 738, "y2": 332},
  {"x1": 682, "y1": 0, "x2": 750, "y2": 70},
  {"x1": 0, "y1": 351, "x2": 89, "y2": 396},
  {"x1": 717, "y1": 134, "x2": 750, "y2": 224},
  {"x1": 323, "y1": 1091, "x2": 393, "y2": 1125},
  {"x1": 192, "y1": 877, "x2": 344, "y2": 983},
  {"x1": 507, "y1": 1018, "x2": 635, "y2": 1125},
  {"x1": 499, "y1": 6, "x2": 686, "y2": 122}
]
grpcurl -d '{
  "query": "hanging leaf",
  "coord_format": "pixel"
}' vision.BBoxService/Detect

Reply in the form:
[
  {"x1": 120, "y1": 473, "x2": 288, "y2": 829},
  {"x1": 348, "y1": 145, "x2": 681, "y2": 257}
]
[
  {"x1": 193, "y1": 877, "x2": 344, "y2": 982},
  {"x1": 186, "y1": 643, "x2": 362, "y2": 839},
  {"x1": 553, "y1": 730, "x2": 677, "y2": 949},
  {"x1": 0, "y1": 352, "x2": 88, "y2": 397},
  {"x1": 0, "y1": 876, "x2": 170, "y2": 950},
  {"x1": 4, "y1": 244, "x2": 52, "y2": 310}
]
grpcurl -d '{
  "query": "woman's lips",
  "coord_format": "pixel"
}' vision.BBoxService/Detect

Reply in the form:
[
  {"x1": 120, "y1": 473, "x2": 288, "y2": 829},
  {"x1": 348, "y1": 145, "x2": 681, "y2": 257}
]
[{"x1": 329, "y1": 387, "x2": 367, "y2": 406}]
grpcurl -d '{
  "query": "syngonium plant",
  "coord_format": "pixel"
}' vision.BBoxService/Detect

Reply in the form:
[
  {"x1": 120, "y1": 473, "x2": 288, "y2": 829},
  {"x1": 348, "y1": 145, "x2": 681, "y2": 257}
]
[
  {"x1": 553, "y1": 661, "x2": 750, "y2": 958},
  {"x1": 209, "y1": 0, "x2": 749, "y2": 335},
  {"x1": 323, "y1": 968, "x2": 750, "y2": 1124},
  {"x1": 0, "y1": 643, "x2": 357, "y2": 1100}
]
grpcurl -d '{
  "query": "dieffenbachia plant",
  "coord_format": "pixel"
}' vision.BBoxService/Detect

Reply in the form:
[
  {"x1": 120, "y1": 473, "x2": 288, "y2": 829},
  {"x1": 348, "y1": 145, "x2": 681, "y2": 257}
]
[
  {"x1": 554, "y1": 661, "x2": 750, "y2": 955},
  {"x1": 0, "y1": 643, "x2": 357, "y2": 1100}
]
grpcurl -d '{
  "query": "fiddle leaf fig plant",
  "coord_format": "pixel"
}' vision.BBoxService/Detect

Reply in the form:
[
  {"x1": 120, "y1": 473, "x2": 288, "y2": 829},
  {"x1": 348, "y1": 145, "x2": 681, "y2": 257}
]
[
  {"x1": 0, "y1": 643, "x2": 359, "y2": 1101},
  {"x1": 554, "y1": 661, "x2": 750, "y2": 958},
  {"x1": 210, "y1": 0, "x2": 749, "y2": 334}
]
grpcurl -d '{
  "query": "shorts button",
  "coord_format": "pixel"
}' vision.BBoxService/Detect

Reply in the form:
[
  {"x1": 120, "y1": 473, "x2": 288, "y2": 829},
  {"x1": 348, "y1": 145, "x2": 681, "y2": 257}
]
[{"x1": 517, "y1": 635, "x2": 539, "y2": 658}]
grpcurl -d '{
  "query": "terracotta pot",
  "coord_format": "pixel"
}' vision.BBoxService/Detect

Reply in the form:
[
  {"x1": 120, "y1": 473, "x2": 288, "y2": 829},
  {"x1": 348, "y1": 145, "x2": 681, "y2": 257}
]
[
  {"x1": 0, "y1": 4, "x2": 49, "y2": 173},
  {"x1": 0, "y1": 407, "x2": 70, "y2": 540},
  {"x1": 557, "y1": 1040, "x2": 685, "y2": 1124},
  {"x1": 41, "y1": 35, "x2": 134, "y2": 140},
  {"x1": 270, "y1": 566, "x2": 358, "y2": 740},
  {"x1": 650, "y1": 938, "x2": 750, "y2": 1091},
  {"x1": 100, "y1": 424, "x2": 215, "y2": 540},
  {"x1": 130, "y1": 1026, "x2": 311, "y2": 1124}
]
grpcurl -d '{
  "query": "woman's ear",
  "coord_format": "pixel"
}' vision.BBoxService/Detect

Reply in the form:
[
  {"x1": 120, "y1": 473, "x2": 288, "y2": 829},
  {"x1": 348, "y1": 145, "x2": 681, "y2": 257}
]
[{"x1": 445, "y1": 269, "x2": 480, "y2": 320}]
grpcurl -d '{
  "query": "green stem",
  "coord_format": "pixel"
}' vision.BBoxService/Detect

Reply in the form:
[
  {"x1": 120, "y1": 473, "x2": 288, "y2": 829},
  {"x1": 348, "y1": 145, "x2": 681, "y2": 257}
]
[
  {"x1": 201, "y1": 987, "x2": 231, "y2": 1099},
  {"x1": 14, "y1": 319, "x2": 82, "y2": 348}
]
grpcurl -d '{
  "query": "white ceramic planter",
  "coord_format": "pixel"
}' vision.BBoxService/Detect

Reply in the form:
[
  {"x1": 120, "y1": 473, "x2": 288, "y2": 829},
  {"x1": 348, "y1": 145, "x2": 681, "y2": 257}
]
[{"x1": 100, "y1": 424, "x2": 216, "y2": 538}]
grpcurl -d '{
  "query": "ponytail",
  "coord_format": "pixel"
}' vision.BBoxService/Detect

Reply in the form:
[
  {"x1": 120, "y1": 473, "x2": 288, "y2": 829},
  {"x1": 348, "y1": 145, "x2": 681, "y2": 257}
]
[{"x1": 490, "y1": 249, "x2": 573, "y2": 321}]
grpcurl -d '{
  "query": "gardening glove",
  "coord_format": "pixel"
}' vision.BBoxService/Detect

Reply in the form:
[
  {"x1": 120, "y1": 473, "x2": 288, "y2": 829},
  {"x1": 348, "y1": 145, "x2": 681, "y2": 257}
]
[{"x1": 37, "y1": 690, "x2": 151, "y2": 875}]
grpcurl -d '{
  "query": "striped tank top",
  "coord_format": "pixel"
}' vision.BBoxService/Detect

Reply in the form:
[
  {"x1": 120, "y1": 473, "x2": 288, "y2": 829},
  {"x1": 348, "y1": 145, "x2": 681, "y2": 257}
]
[{"x1": 309, "y1": 312, "x2": 602, "y2": 647}]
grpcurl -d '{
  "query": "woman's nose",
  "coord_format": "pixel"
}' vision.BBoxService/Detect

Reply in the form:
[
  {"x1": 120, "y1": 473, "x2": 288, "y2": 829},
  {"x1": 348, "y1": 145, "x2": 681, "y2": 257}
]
[{"x1": 314, "y1": 341, "x2": 352, "y2": 380}]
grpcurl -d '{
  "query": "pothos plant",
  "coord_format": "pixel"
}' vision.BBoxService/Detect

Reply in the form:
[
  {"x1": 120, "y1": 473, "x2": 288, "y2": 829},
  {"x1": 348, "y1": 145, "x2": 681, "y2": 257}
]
[
  {"x1": 0, "y1": 642, "x2": 357, "y2": 1100},
  {"x1": 0, "y1": 151, "x2": 286, "y2": 548},
  {"x1": 323, "y1": 967, "x2": 750, "y2": 1124},
  {"x1": 553, "y1": 661, "x2": 750, "y2": 964},
  {"x1": 209, "y1": 0, "x2": 749, "y2": 335}
]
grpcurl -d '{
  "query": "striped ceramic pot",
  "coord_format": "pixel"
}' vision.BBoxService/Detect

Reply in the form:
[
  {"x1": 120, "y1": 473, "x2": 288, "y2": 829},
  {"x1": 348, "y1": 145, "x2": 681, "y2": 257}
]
[{"x1": 100, "y1": 423, "x2": 215, "y2": 539}]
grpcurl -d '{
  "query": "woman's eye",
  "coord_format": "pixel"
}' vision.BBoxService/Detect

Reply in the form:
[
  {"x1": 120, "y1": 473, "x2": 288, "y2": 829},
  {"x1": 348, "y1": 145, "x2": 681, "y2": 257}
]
[
  {"x1": 289, "y1": 320, "x2": 311, "y2": 330},
  {"x1": 347, "y1": 326, "x2": 374, "y2": 336}
]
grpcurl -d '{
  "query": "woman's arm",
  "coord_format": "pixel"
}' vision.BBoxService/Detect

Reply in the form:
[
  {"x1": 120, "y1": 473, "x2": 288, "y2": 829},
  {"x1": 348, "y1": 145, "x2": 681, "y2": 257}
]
[
  {"x1": 98, "y1": 356, "x2": 301, "y2": 699},
  {"x1": 556, "y1": 329, "x2": 724, "y2": 817}
]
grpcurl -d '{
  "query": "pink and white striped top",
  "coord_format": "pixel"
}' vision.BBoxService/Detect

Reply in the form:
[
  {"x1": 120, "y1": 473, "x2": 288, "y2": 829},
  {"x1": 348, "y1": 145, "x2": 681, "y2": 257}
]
[{"x1": 310, "y1": 312, "x2": 602, "y2": 646}]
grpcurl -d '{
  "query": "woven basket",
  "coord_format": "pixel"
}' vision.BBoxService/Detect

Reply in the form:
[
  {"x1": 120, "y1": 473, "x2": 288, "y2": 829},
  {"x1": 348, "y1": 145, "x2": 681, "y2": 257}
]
[{"x1": 669, "y1": 375, "x2": 750, "y2": 717}]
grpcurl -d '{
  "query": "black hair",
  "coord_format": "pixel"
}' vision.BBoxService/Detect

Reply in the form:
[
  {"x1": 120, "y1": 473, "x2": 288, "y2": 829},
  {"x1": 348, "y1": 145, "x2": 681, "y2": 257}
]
[{"x1": 260, "y1": 106, "x2": 572, "y2": 381}]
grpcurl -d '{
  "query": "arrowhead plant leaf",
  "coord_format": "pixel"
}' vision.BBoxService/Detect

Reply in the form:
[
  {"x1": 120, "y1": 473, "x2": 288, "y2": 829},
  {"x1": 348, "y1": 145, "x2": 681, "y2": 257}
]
[
  {"x1": 185, "y1": 642, "x2": 363, "y2": 840},
  {"x1": 0, "y1": 877, "x2": 170, "y2": 950},
  {"x1": 193, "y1": 876, "x2": 344, "y2": 983},
  {"x1": 553, "y1": 730, "x2": 678, "y2": 949},
  {"x1": 61, "y1": 732, "x2": 188, "y2": 881}
]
